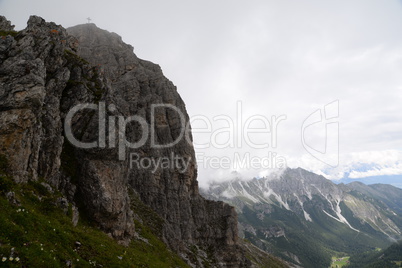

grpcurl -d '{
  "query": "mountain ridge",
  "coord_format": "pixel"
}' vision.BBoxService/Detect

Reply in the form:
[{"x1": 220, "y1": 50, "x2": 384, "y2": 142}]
[
  {"x1": 0, "y1": 15, "x2": 287, "y2": 267},
  {"x1": 201, "y1": 167, "x2": 402, "y2": 267}
]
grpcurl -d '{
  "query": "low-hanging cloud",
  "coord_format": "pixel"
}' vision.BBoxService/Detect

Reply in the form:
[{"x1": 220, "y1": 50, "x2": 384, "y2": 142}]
[{"x1": 2, "y1": 0, "x2": 402, "y2": 185}]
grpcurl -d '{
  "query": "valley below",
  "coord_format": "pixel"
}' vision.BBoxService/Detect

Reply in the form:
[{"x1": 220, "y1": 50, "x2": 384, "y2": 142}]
[{"x1": 201, "y1": 168, "x2": 402, "y2": 267}]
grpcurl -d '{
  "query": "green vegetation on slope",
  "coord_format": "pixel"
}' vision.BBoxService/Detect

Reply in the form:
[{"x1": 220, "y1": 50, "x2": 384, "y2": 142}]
[
  {"x1": 240, "y1": 240, "x2": 288, "y2": 268},
  {"x1": 0, "y1": 172, "x2": 189, "y2": 267},
  {"x1": 330, "y1": 256, "x2": 350, "y2": 268},
  {"x1": 346, "y1": 241, "x2": 402, "y2": 268},
  {"x1": 0, "y1": 31, "x2": 18, "y2": 37},
  {"x1": 240, "y1": 201, "x2": 333, "y2": 267},
  {"x1": 237, "y1": 194, "x2": 395, "y2": 268}
]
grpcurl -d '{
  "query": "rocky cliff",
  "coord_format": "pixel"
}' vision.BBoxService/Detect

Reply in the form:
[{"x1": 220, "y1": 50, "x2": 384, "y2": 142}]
[{"x1": 0, "y1": 15, "x2": 251, "y2": 267}]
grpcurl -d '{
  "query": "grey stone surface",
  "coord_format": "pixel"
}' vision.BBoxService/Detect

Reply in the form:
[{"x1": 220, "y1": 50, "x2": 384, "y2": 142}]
[
  {"x1": 0, "y1": 15, "x2": 251, "y2": 267},
  {"x1": 0, "y1": 16, "x2": 15, "y2": 32},
  {"x1": 68, "y1": 22, "x2": 250, "y2": 266}
]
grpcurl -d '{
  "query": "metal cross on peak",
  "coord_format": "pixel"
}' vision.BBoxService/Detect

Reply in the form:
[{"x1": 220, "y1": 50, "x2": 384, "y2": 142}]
[{"x1": 87, "y1": 17, "x2": 92, "y2": 23}]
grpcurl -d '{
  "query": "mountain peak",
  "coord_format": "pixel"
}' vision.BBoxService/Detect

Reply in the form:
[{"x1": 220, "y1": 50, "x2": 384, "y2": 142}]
[
  {"x1": 0, "y1": 15, "x2": 253, "y2": 267},
  {"x1": 0, "y1": 15, "x2": 15, "y2": 31},
  {"x1": 201, "y1": 168, "x2": 402, "y2": 267}
]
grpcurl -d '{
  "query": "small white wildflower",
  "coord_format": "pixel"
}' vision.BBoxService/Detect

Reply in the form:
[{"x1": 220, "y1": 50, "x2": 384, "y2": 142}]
[
  {"x1": 77, "y1": 259, "x2": 79, "y2": 262},
  {"x1": 2, "y1": 257, "x2": 6, "y2": 262},
  {"x1": 41, "y1": 248, "x2": 43, "y2": 251},
  {"x1": 9, "y1": 257, "x2": 13, "y2": 261},
  {"x1": 53, "y1": 229, "x2": 56, "y2": 231},
  {"x1": 15, "y1": 257, "x2": 20, "y2": 262}
]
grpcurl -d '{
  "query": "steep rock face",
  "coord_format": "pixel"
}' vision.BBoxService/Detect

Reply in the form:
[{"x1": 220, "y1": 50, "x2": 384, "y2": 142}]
[
  {"x1": 0, "y1": 15, "x2": 134, "y2": 243},
  {"x1": 0, "y1": 16, "x2": 78, "y2": 183},
  {"x1": 0, "y1": 16, "x2": 249, "y2": 267},
  {"x1": 67, "y1": 23, "x2": 248, "y2": 266},
  {"x1": 0, "y1": 16, "x2": 14, "y2": 32}
]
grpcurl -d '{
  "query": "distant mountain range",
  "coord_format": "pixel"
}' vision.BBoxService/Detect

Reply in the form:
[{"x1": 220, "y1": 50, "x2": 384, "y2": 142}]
[
  {"x1": 335, "y1": 174, "x2": 402, "y2": 189},
  {"x1": 320, "y1": 160, "x2": 402, "y2": 188},
  {"x1": 201, "y1": 168, "x2": 402, "y2": 267}
]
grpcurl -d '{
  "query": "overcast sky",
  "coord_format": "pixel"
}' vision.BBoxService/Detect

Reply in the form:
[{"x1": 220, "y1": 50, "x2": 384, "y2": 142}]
[{"x1": 2, "y1": 0, "x2": 402, "y2": 187}]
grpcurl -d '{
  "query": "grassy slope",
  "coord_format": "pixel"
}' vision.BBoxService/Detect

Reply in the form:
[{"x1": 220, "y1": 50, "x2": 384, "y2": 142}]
[
  {"x1": 240, "y1": 240, "x2": 288, "y2": 268},
  {"x1": 0, "y1": 172, "x2": 189, "y2": 268},
  {"x1": 346, "y1": 241, "x2": 402, "y2": 268},
  {"x1": 330, "y1": 256, "x2": 350, "y2": 268}
]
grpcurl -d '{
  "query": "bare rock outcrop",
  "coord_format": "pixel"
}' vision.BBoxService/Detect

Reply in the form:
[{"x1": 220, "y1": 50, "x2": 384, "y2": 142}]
[
  {"x1": 0, "y1": 15, "x2": 250, "y2": 267},
  {"x1": 0, "y1": 16, "x2": 14, "y2": 32}
]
